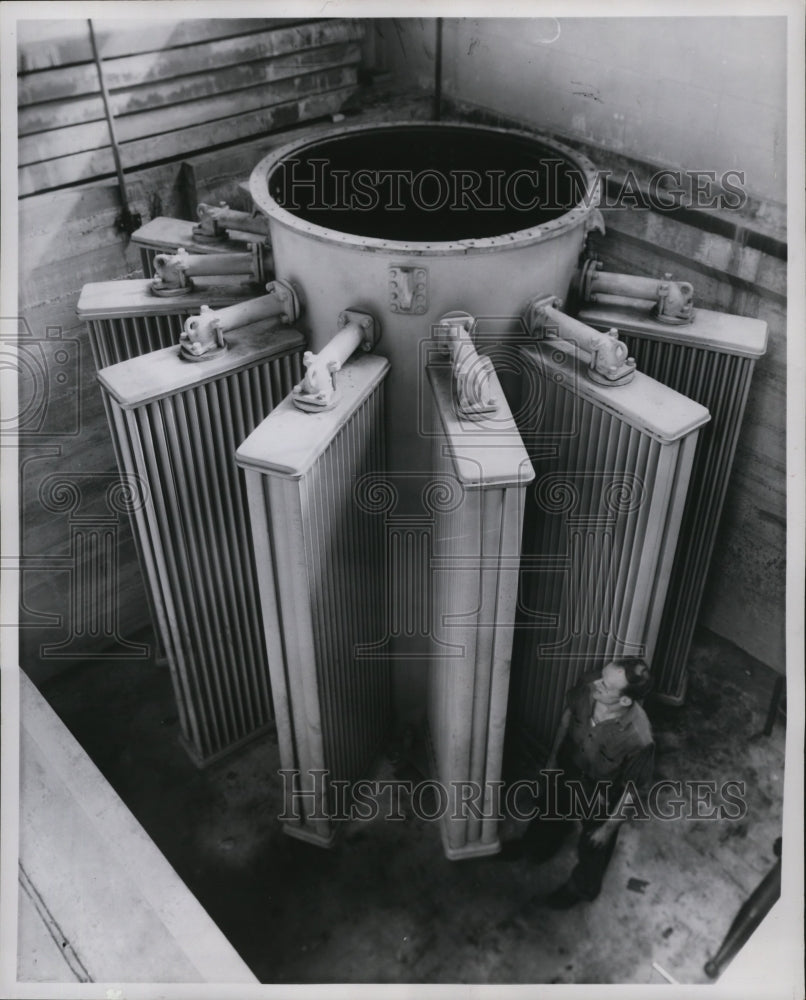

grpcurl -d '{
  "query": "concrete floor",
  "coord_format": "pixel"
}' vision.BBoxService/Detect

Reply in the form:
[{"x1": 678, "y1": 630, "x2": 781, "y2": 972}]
[{"x1": 34, "y1": 625, "x2": 785, "y2": 985}]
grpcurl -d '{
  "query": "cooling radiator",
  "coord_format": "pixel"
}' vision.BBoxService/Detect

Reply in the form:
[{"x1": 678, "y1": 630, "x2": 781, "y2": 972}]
[
  {"x1": 97, "y1": 309, "x2": 305, "y2": 766},
  {"x1": 507, "y1": 319, "x2": 710, "y2": 755},
  {"x1": 577, "y1": 301, "x2": 768, "y2": 703},
  {"x1": 426, "y1": 314, "x2": 534, "y2": 859},
  {"x1": 236, "y1": 344, "x2": 391, "y2": 848},
  {"x1": 77, "y1": 279, "x2": 252, "y2": 370}
]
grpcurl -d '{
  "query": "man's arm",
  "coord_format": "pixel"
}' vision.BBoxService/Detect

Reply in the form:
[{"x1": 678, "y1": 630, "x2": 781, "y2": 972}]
[{"x1": 588, "y1": 743, "x2": 655, "y2": 847}]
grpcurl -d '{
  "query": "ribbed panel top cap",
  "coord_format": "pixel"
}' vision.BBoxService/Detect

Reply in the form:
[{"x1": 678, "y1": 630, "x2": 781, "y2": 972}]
[
  {"x1": 77, "y1": 279, "x2": 250, "y2": 319},
  {"x1": 236, "y1": 354, "x2": 390, "y2": 479},
  {"x1": 578, "y1": 304, "x2": 768, "y2": 359},
  {"x1": 524, "y1": 339, "x2": 711, "y2": 444},
  {"x1": 97, "y1": 325, "x2": 304, "y2": 408},
  {"x1": 428, "y1": 362, "x2": 535, "y2": 488}
]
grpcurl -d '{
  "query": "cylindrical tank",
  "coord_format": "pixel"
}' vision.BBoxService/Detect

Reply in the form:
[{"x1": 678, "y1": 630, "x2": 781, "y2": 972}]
[
  {"x1": 251, "y1": 123, "x2": 599, "y2": 471},
  {"x1": 250, "y1": 121, "x2": 601, "y2": 718}
]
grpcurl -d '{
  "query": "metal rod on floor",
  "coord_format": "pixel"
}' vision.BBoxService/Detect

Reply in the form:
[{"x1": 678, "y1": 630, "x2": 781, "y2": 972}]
[
  {"x1": 651, "y1": 962, "x2": 679, "y2": 985},
  {"x1": 704, "y1": 845, "x2": 782, "y2": 979},
  {"x1": 88, "y1": 19, "x2": 141, "y2": 234}
]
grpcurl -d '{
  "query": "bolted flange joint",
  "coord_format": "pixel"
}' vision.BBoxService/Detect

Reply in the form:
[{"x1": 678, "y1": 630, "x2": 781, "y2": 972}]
[
  {"x1": 655, "y1": 273, "x2": 695, "y2": 324},
  {"x1": 151, "y1": 247, "x2": 194, "y2": 296},
  {"x1": 266, "y1": 278, "x2": 300, "y2": 326},
  {"x1": 179, "y1": 305, "x2": 227, "y2": 361},
  {"x1": 338, "y1": 309, "x2": 379, "y2": 353}
]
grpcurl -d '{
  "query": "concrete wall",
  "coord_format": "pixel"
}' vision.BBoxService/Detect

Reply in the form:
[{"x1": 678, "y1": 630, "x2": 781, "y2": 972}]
[
  {"x1": 16, "y1": 93, "x2": 433, "y2": 687},
  {"x1": 376, "y1": 16, "x2": 787, "y2": 203},
  {"x1": 374, "y1": 16, "x2": 788, "y2": 672}
]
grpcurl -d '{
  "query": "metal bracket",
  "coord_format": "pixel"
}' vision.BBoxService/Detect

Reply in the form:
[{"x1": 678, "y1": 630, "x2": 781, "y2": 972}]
[
  {"x1": 583, "y1": 208, "x2": 606, "y2": 239},
  {"x1": 389, "y1": 266, "x2": 428, "y2": 314}
]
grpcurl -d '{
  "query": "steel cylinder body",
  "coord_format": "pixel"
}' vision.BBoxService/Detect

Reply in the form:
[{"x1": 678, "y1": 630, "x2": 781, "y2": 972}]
[
  {"x1": 251, "y1": 124, "x2": 598, "y2": 478},
  {"x1": 250, "y1": 122, "x2": 601, "y2": 718}
]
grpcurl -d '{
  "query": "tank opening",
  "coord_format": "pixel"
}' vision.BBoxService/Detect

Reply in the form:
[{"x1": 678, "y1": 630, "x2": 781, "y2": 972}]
[{"x1": 266, "y1": 126, "x2": 590, "y2": 243}]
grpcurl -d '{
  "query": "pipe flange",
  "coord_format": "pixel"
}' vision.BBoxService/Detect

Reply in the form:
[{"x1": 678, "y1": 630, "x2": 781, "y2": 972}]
[
  {"x1": 291, "y1": 386, "x2": 341, "y2": 412},
  {"x1": 150, "y1": 281, "x2": 195, "y2": 297},
  {"x1": 266, "y1": 278, "x2": 301, "y2": 325},
  {"x1": 587, "y1": 365, "x2": 636, "y2": 387},
  {"x1": 179, "y1": 343, "x2": 228, "y2": 362},
  {"x1": 190, "y1": 230, "x2": 230, "y2": 245},
  {"x1": 338, "y1": 309, "x2": 379, "y2": 352},
  {"x1": 579, "y1": 258, "x2": 603, "y2": 302},
  {"x1": 179, "y1": 305, "x2": 227, "y2": 361}
]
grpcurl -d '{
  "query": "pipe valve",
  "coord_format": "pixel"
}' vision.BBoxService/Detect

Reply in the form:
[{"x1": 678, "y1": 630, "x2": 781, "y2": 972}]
[
  {"x1": 527, "y1": 294, "x2": 636, "y2": 386},
  {"x1": 292, "y1": 310, "x2": 379, "y2": 412}
]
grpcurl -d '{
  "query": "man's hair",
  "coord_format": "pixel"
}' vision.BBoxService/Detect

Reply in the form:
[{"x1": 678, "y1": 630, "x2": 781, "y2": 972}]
[{"x1": 612, "y1": 657, "x2": 653, "y2": 700}]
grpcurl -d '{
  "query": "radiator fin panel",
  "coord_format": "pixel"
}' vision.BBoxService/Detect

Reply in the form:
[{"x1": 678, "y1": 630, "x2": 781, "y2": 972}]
[
  {"x1": 426, "y1": 361, "x2": 534, "y2": 859},
  {"x1": 619, "y1": 335, "x2": 756, "y2": 701},
  {"x1": 237, "y1": 355, "x2": 392, "y2": 846},
  {"x1": 100, "y1": 334, "x2": 304, "y2": 765},
  {"x1": 87, "y1": 314, "x2": 188, "y2": 369},
  {"x1": 509, "y1": 340, "x2": 705, "y2": 757}
]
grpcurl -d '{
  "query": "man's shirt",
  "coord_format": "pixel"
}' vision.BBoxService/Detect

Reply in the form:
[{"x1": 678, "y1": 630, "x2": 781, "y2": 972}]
[{"x1": 559, "y1": 672, "x2": 655, "y2": 794}]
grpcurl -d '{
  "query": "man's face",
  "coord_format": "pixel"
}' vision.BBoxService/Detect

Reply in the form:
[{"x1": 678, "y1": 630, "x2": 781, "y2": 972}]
[{"x1": 592, "y1": 662, "x2": 630, "y2": 706}]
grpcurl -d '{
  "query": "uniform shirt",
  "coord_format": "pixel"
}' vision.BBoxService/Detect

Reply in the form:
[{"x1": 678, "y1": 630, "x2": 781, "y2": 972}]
[{"x1": 559, "y1": 672, "x2": 655, "y2": 795}]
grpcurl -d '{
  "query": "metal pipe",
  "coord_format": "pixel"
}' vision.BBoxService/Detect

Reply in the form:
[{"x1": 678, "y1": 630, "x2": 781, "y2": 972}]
[
  {"x1": 526, "y1": 294, "x2": 636, "y2": 385},
  {"x1": 704, "y1": 847, "x2": 781, "y2": 979},
  {"x1": 194, "y1": 203, "x2": 272, "y2": 244},
  {"x1": 179, "y1": 279, "x2": 300, "y2": 360},
  {"x1": 151, "y1": 246, "x2": 266, "y2": 296},
  {"x1": 580, "y1": 258, "x2": 695, "y2": 324},
  {"x1": 292, "y1": 309, "x2": 378, "y2": 411},
  {"x1": 435, "y1": 311, "x2": 497, "y2": 419},
  {"x1": 593, "y1": 272, "x2": 664, "y2": 299}
]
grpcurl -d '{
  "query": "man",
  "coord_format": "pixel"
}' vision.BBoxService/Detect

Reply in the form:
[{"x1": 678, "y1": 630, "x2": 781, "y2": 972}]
[{"x1": 508, "y1": 657, "x2": 654, "y2": 909}]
